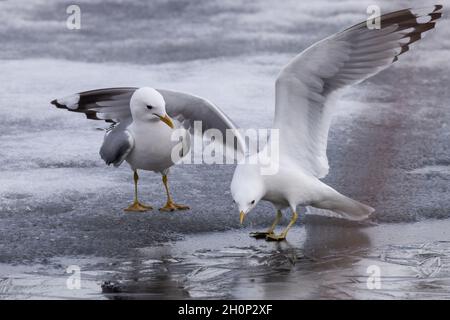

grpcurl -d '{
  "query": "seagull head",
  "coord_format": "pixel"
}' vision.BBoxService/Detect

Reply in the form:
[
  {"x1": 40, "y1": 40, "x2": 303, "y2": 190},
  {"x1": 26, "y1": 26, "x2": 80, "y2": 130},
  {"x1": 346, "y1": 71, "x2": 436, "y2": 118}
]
[
  {"x1": 230, "y1": 163, "x2": 265, "y2": 224},
  {"x1": 130, "y1": 87, "x2": 174, "y2": 128}
]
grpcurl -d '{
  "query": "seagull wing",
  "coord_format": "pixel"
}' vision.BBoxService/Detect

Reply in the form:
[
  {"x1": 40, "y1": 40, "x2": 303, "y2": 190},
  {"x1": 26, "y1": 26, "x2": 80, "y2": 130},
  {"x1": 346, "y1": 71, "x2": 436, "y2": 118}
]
[
  {"x1": 273, "y1": 5, "x2": 442, "y2": 178},
  {"x1": 159, "y1": 89, "x2": 246, "y2": 154},
  {"x1": 51, "y1": 87, "x2": 245, "y2": 154},
  {"x1": 51, "y1": 87, "x2": 135, "y2": 123},
  {"x1": 99, "y1": 119, "x2": 134, "y2": 167}
]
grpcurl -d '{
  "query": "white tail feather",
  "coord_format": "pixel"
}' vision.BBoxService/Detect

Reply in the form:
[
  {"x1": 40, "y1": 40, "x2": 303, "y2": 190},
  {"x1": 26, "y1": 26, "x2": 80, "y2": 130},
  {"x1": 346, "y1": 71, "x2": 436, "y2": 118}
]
[{"x1": 309, "y1": 190, "x2": 374, "y2": 221}]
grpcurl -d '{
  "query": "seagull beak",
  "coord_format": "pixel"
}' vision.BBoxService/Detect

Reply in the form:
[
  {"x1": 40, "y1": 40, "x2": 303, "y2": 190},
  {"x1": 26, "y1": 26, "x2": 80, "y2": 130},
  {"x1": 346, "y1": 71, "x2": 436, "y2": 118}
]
[
  {"x1": 240, "y1": 211, "x2": 246, "y2": 225},
  {"x1": 156, "y1": 114, "x2": 174, "y2": 129}
]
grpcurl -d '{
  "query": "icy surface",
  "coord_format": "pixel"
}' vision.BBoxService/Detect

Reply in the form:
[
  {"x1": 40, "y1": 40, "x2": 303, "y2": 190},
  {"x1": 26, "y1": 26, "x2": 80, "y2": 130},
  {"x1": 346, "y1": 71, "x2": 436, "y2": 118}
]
[
  {"x1": 7, "y1": 0, "x2": 450, "y2": 64},
  {"x1": 3, "y1": 219, "x2": 450, "y2": 299}
]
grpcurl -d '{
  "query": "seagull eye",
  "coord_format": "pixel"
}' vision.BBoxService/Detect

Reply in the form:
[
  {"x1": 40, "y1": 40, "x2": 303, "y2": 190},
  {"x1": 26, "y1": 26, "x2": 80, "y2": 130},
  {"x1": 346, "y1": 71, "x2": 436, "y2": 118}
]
[
  {"x1": 147, "y1": 105, "x2": 153, "y2": 110},
  {"x1": 251, "y1": 200, "x2": 255, "y2": 205}
]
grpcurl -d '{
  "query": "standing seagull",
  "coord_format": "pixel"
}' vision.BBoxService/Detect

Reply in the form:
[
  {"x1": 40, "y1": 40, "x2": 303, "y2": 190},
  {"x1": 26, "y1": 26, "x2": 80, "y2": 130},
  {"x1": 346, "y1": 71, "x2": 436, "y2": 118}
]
[
  {"x1": 231, "y1": 6, "x2": 443, "y2": 240},
  {"x1": 52, "y1": 87, "x2": 244, "y2": 212}
]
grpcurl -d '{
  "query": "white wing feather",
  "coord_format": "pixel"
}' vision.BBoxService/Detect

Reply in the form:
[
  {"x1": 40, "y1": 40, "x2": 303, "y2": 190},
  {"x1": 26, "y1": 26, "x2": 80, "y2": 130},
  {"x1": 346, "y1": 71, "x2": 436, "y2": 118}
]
[{"x1": 274, "y1": 6, "x2": 442, "y2": 178}]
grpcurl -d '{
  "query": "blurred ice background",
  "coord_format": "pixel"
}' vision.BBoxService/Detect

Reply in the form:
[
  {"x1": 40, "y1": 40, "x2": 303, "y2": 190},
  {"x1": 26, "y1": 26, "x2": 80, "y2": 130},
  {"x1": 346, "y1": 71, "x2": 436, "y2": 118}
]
[{"x1": 0, "y1": 0, "x2": 450, "y2": 299}]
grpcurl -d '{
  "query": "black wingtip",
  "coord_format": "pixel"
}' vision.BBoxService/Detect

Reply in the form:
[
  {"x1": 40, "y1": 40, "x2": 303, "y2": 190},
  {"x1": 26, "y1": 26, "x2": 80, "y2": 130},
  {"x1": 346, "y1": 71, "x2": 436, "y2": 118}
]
[
  {"x1": 51, "y1": 99, "x2": 66, "y2": 109},
  {"x1": 434, "y1": 4, "x2": 443, "y2": 11}
]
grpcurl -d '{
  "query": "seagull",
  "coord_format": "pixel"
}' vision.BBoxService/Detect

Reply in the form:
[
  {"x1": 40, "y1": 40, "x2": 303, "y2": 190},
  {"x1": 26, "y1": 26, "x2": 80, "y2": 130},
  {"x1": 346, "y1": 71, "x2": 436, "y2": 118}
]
[
  {"x1": 231, "y1": 6, "x2": 443, "y2": 241},
  {"x1": 52, "y1": 87, "x2": 244, "y2": 212}
]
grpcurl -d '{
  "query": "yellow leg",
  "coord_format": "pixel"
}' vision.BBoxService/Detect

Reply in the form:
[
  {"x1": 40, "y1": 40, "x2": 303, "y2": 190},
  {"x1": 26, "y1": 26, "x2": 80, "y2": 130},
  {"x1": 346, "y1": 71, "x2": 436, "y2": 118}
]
[
  {"x1": 266, "y1": 211, "x2": 298, "y2": 241},
  {"x1": 159, "y1": 174, "x2": 190, "y2": 212},
  {"x1": 124, "y1": 170, "x2": 152, "y2": 212},
  {"x1": 250, "y1": 210, "x2": 282, "y2": 239}
]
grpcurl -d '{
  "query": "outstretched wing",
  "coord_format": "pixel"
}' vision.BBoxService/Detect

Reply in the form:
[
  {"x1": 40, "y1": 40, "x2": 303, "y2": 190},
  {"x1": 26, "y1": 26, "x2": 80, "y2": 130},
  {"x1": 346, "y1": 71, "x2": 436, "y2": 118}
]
[
  {"x1": 159, "y1": 89, "x2": 245, "y2": 153},
  {"x1": 51, "y1": 87, "x2": 134, "y2": 123},
  {"x1": 51, "y1": 87, "x2": 245, "y2": 154},
  {"x1": 274, "y1": 5, "x2": 443, "y2": 178}
]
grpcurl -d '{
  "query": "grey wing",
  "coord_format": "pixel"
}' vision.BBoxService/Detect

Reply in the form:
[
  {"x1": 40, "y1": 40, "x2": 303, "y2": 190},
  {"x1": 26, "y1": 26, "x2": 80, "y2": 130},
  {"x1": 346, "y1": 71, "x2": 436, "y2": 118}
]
[
  {"x1": 159, "y1": 89, "x2": 246, "y2": 154},
  {"x1": 51, "y1": 87, "x2": 137, "y2": 123},
  {"x1": 51, "y1": 87, "x2": 245, "y2": 154},
  {"x1": 99, "y1": 119, "x2": 134, "y2": 167}
]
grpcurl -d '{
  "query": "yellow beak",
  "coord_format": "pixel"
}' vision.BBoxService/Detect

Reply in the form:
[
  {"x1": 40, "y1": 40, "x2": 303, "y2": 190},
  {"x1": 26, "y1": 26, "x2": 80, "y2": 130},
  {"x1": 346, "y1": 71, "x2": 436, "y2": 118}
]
[
  {"x1": 157, "y1": 114, "x2": 174, "y2": 129},
  {"x1": 240, "y1": 211, "x2": 246, "y2": 225}
]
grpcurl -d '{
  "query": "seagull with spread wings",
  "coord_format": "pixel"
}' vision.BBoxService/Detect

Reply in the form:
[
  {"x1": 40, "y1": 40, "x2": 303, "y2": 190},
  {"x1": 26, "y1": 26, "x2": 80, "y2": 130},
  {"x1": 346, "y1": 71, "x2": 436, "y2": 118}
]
[
  {"x1": 231, "y1": 6, "x2": 443, "y2": 241},
  {"x1": 52, "y1": 87, "x2": 244, "y2": 212}
]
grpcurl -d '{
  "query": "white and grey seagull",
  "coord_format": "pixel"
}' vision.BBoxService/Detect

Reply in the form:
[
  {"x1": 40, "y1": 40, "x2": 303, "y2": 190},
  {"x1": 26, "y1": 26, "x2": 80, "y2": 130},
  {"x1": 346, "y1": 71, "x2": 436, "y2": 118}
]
[
  {"x1": 52, "y1": 87, "x2": 244, "y2": 212},
  {"x1": 231, "y1": 6, "x2": 443, "y2": 241}
]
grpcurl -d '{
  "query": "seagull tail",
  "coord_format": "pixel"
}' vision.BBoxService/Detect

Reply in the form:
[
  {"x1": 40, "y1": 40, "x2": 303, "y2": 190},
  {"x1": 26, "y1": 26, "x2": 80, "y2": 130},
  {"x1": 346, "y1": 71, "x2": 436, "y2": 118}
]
[{"x1": 310, "y1": 189, "x2": 374, "y2": 221}]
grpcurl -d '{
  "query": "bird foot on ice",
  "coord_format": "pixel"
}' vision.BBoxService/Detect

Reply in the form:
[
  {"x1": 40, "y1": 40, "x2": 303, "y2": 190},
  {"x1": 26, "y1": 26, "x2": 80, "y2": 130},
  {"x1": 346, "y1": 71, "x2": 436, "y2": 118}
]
[
  {"x1": 159, "y1": 201, "x2": 190, "y2": 212},
  {"x1": 124, "y1": 201, "x2": 153, "y2": 212},
  {"x1": 265, "y1": 233, "x2": 286, "y2": 241},
  {"x1": 250, "y1": 231, "x2": 274, "y2": 239}
]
